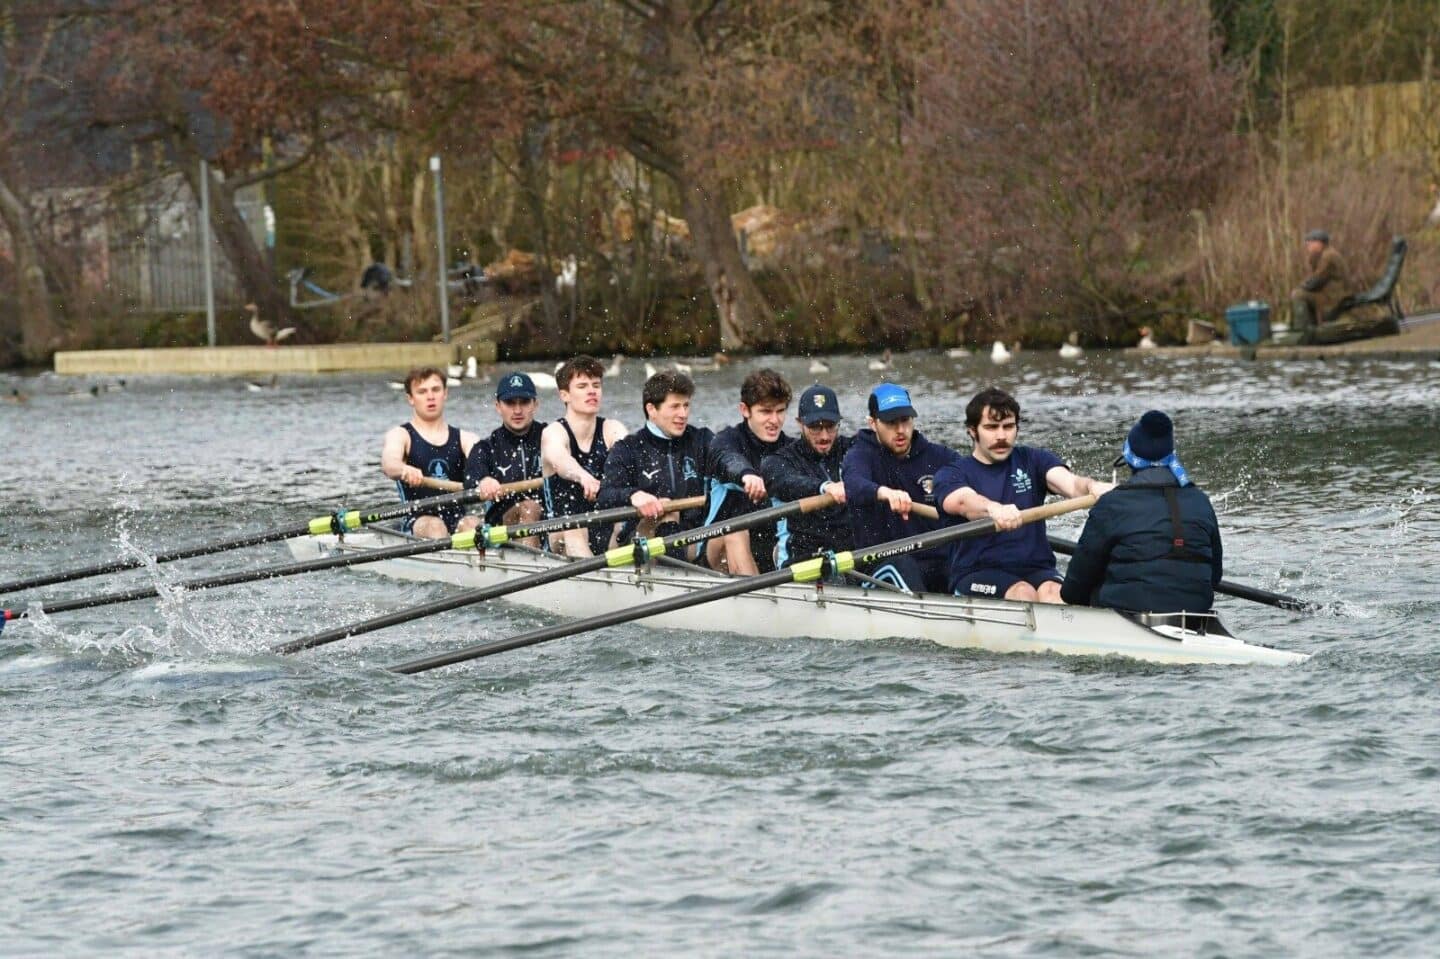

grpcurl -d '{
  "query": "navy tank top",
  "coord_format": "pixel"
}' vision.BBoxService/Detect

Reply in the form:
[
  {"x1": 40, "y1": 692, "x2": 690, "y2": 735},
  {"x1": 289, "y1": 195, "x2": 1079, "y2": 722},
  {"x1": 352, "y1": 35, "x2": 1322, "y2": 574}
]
[
  {"x1": 544, "y1": 416, "x2": 609, "y2": 519},
  {"x1": 398, "y1": 423, "x2": 465, "y2": 510}
]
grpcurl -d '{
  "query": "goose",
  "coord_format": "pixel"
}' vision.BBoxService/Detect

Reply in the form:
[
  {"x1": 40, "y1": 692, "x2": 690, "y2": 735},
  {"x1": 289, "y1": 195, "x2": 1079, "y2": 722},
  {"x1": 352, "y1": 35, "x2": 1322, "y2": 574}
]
[
  {"x1": 246, "y1": 303, "x2": 296, "y2": 347},
  {"x1": 606, "y1": 354, "x2": 626, "y2": 377},
  {"x1": 944, "y1": 347, "x2": 968, "y2": 359},
  {"x1": 867, "y1": 348, "x2": 894, "y2": 372},
  {"x1": 1137, "y1": 326, "x2": 1157, "y2": 349},
  {"x1": 990, "y1": 340, "x2": 1012, "y2": 364},
  {"x1": 1059, "y1": 332, "x2": 1083, "y2": 360},
  {"x1": 528, "y1": 371, "x2": 558, "y2": 390},
  {"x1": 644, "y1": 362, "x2": 659, "y2": 378},
  {"x1": 245, "y1": 374, "x2": 279, "y2": 392},
  {"x1": 808, "y1": 357, "x2": 831, "y2": 374},
  {"x1": 446, "y1": 362, "x2": 464, "y2": 378},
  {"x1": 672, "y1": 361, "x2": 692, "y2": 375}
]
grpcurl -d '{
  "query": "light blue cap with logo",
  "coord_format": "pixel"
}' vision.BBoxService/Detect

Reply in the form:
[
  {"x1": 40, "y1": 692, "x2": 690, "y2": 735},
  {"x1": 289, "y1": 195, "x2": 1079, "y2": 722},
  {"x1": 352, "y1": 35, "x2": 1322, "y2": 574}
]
[{"x1": 867, "y1": 383, "x2": 917, "y2": 422}]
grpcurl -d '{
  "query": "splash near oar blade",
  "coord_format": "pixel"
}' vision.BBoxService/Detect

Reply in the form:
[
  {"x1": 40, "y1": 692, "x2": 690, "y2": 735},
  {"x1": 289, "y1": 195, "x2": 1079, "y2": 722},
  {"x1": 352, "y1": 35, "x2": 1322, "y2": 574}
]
[
  {"x1": 276, "y1": 494, "x2": 834, "y2": 656},
  {"x1": 389, "y1": 495, "x2": 1096, "y2": 675},
  {"x1": 1046, "y1": 534, "x2": 1319, "y2": 613},
  {"x1": 0, "y1": 479, "x2": 543, "y2": 597},
  {"x1": 8, "y1": 489, "x2": 700, "y2": 622}
]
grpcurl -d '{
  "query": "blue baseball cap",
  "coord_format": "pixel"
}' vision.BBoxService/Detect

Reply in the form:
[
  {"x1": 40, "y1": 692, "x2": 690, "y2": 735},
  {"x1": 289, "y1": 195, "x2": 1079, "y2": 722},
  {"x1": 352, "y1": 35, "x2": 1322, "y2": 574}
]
[
  {"x1": 496, "y1": 371, "x2": 537, "y2": 401},
  {"x1": 867, "y1": 383, "x2": 916, "y2": 422},
  {"x1": 797, "y1": 385, "x2": 841, "y2": 425}
]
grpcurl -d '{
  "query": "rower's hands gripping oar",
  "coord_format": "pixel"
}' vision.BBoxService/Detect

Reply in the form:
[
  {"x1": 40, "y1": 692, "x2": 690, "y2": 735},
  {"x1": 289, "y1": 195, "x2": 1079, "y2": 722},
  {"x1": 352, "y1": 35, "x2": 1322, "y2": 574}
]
[
  {"x1": 0, "y1": 480, "x2": 540, "y2": 597},
  {"x1": 276, "y1": 494, "x2": 834, "y2": 656},
  {"x1": 1046, "y1": 534, "x2": 1320, "y2": 613},
  {"x1": 4, "y1": 483, "x2": 667, "y2": 621},
  {"x1": 389, "y1": 494, "x2": 1095, "y2": 675}
]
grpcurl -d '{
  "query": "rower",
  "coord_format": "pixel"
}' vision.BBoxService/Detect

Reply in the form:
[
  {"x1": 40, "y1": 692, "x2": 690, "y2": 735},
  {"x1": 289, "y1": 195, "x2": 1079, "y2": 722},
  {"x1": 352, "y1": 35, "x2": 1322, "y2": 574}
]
[
  {"x1": 934, "y1": 387, "x2": 1112, "y2": 603},
  {"x1": 466, "y1": 371, "x2": 547, "y2": 547},
  {"x1": 541, "y1": 355, "x2": 628, "y2": 556},
  {"x1": 380, "y1": 366, "x2": 481, "y2": 538},
  {"x1": 1060, "y1": 411, "x2": 1222, "y2": 613},
  {"x1": 841, "y1": 383, "x2": 962, "y2": 593},
  {"x1": 760, "y1": 384, "x2": 853, "y2": 569},
  {"x1": 703, "y1": 368, "x2": 793, "y2": 575},
  {"x1": 598, "y1": 369, "x2": 714, "y2": 556}
]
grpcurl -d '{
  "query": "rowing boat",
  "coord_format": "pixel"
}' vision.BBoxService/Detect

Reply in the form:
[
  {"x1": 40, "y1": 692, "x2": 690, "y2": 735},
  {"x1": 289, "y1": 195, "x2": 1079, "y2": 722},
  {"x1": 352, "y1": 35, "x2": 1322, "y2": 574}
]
[{"x1": 286, "y1": 527, "x2": 1310, "y2": 667}]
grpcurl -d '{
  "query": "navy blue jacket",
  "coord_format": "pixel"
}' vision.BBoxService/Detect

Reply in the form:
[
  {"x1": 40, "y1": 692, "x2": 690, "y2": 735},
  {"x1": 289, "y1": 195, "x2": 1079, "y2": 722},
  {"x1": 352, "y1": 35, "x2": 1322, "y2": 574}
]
[
  {"x1": 761, "y1": 434, "x2": 853, "y2": 565},
  {"x1": 841, "y1": 429, "x2": 962, "y2": 560},
  {"x1": 1059, "y1": 467, "x2": 1223, "y2": 613},
  {"x1": 598, "y1": 424, "x2": 714, "y2": 539},
  {"x1": 465, "y1": 422, "x2": 545, "y2": 524}
]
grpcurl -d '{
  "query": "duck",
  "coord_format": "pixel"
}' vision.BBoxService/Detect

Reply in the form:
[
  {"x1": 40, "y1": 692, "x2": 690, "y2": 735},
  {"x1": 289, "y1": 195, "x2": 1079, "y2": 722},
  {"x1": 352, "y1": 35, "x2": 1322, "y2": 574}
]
[
  {"x1": 944, "y1": 347, "x2": 968, "y2": 359},
  {"x1": 246, "y1": 303, "x2": 296, "y2": 347},
  {"x1": 245, "y1": 374, "x2": 279, "y2": 392},
  {"x1": 527, "y1": 371, "x2": 558, "y2": 390},
  {"x1": 990, "y1": 340, "x2": 1012, "y2": 364},
  {"x1": 643, "y1": 362, "x2": 659, "y2": 378},
  {"x1": 66, "y1": 384, "x2": 100, "y2": 399},
  {"x1": 464, "y1": 355, "x2": 480, "y2": 378},
  {"x1": 867, "y1": 348, "x2": 894, "y2": 372},
  {"x1": 555, "y1": 255, "x2": 578, "y2": 292},
  {"x1": 1137, "y1": 326, "x2": 1157, "y2": 349},
  {"x1": 606, "y1": 353, "x2": 626, "y2": 377},
  {"x1": 808, "y1": 357, "x2": 831, "y2": 374},
  {"x1": 1059, "y1": 332, "x2": 1083, "y2": 360},
  {"x1": 446, "y1": 362, "x2": 465, "y2": 378},
  {"x1": 4, "y1": 388, "x2": 28, "y2": 404},
  {"x1": 672, "y1": 361, "x2": 692, "y2": 375}
]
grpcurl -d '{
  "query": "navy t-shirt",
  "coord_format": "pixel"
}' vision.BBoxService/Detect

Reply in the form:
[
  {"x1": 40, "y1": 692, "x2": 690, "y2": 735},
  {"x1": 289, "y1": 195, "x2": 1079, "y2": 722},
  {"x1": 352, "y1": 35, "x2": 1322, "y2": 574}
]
[{"x1": 932, "y1": 445, "x2": 1065, "y2": 581}]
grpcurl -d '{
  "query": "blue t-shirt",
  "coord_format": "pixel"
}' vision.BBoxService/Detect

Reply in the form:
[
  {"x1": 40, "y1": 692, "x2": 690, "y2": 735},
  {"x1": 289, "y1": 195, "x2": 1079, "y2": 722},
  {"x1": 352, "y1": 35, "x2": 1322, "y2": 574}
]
[{"x1": 932, "y1": 445, "x2": 1065, "y2": 581}]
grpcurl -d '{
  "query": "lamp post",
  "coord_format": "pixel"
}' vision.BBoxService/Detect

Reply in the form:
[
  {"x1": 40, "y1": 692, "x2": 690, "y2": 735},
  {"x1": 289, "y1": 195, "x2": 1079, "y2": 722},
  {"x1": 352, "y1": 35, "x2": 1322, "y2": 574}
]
[
  {"x1": 430, "y1": 154, "x2": 450, "y2": 344},
  {"x1": 199, "y1": 158, "x2": 217, "y2": 347}
]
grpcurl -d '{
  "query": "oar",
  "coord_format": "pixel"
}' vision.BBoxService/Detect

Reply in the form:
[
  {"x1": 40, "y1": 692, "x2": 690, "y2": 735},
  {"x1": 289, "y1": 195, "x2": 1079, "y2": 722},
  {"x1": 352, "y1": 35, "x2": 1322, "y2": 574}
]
[
  {"x1": 388, "y1": 494, "x2": 1097, "y2": 674},
  {"x1": 276, "y1": 493, "x2": 837, "y2": 655},
  {"x1": 0, "y1": 479, "x2": 540, "y2": 596},
  {"x1": 1046, "y1": 534, "x2": 1318, "y2": 612},
  {"x1": 3, "y1": 492, "x2": 699, "y2": 620}
]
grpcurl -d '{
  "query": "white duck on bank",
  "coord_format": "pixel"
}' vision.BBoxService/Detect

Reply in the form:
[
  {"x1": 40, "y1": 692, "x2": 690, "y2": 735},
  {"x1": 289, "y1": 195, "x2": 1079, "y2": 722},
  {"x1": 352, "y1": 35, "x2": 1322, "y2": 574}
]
[
  {"x1": 1137, "y1": 326, "x2": 1157, "y2": 349},
  {"x1": 867, "y1": 348, "x2": 894, "y2": 372},
  {"x1": 990, "y1": 340, "x2": 1012, "y2": 365},
  {"x1": 606, "y1": 354, "x2": 626, "y2": 377},
  {"x1": 1059, "y1": 332, "x2": 1084, "y2": 360},
  {"x1": 808, "y1": 357, "x2": 831, "y2": 374}
]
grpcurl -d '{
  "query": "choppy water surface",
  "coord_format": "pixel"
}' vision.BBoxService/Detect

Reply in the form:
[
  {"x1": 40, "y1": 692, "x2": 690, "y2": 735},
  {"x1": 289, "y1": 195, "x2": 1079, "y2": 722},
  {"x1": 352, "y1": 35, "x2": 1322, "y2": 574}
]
[{"x1": 2, "y1": 351, "x2": 1438, "y2": 956}]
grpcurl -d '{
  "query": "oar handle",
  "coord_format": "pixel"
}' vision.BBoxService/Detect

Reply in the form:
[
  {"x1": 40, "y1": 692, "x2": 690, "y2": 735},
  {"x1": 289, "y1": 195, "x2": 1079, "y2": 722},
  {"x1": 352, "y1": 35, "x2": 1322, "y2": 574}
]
[{"x1": 419, "y1": 476, "x2": 543, "y2": 494}]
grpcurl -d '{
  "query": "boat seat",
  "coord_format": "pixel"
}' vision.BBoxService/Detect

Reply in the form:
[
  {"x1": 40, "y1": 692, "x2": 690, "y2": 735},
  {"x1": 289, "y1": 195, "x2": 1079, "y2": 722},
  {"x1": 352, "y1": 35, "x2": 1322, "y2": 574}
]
[{"x1": 1124, "y1": 609, "x2": 1230, "y2": 637}]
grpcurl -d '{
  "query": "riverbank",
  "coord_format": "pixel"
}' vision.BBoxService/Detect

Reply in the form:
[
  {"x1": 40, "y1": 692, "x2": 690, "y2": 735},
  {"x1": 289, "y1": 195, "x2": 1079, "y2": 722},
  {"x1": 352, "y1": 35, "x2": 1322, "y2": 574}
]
[{"x1": 1132, "y1": 313, "x2": 1440, "y2": 362}]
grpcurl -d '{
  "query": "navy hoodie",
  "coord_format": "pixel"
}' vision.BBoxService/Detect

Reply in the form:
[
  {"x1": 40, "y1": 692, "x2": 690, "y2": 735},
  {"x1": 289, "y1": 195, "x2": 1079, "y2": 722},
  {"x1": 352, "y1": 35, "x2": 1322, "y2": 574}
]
[{"x1": 842, "y1": 428, "x2": 962, "y2": 561}]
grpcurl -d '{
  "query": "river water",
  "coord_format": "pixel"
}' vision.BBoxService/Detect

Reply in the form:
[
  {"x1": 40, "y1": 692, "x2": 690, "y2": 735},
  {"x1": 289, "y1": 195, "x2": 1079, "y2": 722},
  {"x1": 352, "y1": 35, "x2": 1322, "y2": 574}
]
[{"x1": 2, "y1": 351, "x2": 1437, "y2": 956}]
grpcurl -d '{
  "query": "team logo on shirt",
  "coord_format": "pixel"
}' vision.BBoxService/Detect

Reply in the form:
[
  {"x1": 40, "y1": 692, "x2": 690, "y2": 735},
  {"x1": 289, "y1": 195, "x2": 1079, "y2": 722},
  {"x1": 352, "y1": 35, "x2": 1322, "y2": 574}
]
[
  {"x1": 683, "y1": 457, "x2": 699, "y2": 481},
  {"x1": 1012, "y1": 468, "x2": 1033, "y2": 495},
  {"x1": 427, "y1": 459, "x2": 450, "y2": 478},
  {"x1": 918, "y1": 474, "x2": 935, "y2": 501}
]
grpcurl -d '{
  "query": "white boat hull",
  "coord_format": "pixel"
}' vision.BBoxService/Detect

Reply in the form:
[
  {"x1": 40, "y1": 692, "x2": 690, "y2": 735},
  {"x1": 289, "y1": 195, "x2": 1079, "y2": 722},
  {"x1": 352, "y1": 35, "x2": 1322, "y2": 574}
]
[{"x1": 288, "y1": 530, "x2": 1310, "y2": 667}]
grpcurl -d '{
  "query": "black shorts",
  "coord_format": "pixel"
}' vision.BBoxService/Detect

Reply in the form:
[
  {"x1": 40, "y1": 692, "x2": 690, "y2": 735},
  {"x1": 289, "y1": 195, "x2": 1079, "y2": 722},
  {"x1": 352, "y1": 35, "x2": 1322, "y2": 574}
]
[{"x1": 953, "y1": 566, "x2": 1062, "y2": 599}]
